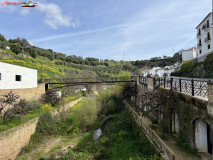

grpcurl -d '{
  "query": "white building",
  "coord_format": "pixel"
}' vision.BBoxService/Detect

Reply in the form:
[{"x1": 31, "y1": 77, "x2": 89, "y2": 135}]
[
  {"x1": 0, "y1": 62, "x2": 37, "y2": 89},
  {"x1": 181, "y1": 47, "x2": 197, "y2": 62},
  {"x1": 141, "y1": 66, "x2": 175, "y2": 77},
  {"x1": 196, "y1": 12, "x2": 213, "y2": 62}
]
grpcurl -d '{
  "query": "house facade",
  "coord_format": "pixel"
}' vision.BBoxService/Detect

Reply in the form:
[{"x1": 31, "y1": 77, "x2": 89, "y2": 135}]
[
  {"x1": 181, "y1": 47, "x2": 197, "y2": 62},
  {"x1": 196, "y1": 12, "x2": 213, "y2": 62},
  {"x1": 0, "y1": 62, "x2": 37, "y2": 89}
]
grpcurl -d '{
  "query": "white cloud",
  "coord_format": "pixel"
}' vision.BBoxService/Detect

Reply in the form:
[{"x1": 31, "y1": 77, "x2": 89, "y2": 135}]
[
  {"x1": 20, "y1": 8, "x2": 30, "y2": 15},
  {"x1": 37, "y1": 3, "x2": 79, "y2": 29}
]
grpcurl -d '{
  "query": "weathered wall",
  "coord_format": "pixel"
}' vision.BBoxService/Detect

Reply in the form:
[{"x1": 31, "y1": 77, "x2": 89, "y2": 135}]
[
  {"x1": 0, "y1": 83, "x2": 45, "y2": 101},
  {"x1": 0, "y1": 98, "x2": 82, "y2": 160},
  {"x1": 137, "y1": 83, "x2": 212, "y2": 153},
  {"x1": 207, "y1": 82, "x2": 213, "y2": 117},
  {"x1": 0, "y1": 118, "x2": 39, "y2": 160}
]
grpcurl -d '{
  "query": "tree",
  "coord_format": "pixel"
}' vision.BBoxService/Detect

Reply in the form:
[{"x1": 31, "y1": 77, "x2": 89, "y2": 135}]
[
  {"x1": 137, "y1": 86, "x2": 177, "y2": 136},
  {"x1": 10, "y1": 43, "x2": 22, "y2": 55},
  {"x1": 0, "y1": 34, "x2": 7, "y2": 41},
  {"x1": 0, "y1": 41, "x2": 8, "y2": 49}
]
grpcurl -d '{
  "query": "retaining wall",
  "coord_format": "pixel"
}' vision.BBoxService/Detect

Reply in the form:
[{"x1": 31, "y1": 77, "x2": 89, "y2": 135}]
[
  {"x1": 0, "y1": 84, "x2": 45, "y2": 101},
  {"x1": 0, "y1": 98, "x2": 82, "y2": 160}
]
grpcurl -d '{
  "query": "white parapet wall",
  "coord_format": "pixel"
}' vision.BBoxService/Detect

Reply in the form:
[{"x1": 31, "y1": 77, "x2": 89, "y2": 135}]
[{"x1": 0, "y1": 62, "x2": 37, "y2": 89}]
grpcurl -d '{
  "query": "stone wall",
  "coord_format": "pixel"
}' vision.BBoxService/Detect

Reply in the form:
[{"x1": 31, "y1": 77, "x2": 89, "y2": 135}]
[
  {"x1": 0, "y1": 98, "x2": 82, "y2": 160},
  {"x1": 0, "y1": 118, "x2": 39, "y2": 160},
  {"x1": 207, "y1": 82, "x2": 213, "y2": 117},
  {"x1": 0, "y1": 83, "x2": 45, "y2": 101}
]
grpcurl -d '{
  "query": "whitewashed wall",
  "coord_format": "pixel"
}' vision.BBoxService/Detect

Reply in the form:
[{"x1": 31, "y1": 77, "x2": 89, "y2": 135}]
[
  {"x1": 182, "y1": 49, "x2": 197, "y2": 62},
  {"x1": 196, "y1": 13, "x2": 213, "y2": 59},
  {"x1": 0, "y1": 62, "x2": 37, "y2": 89}
]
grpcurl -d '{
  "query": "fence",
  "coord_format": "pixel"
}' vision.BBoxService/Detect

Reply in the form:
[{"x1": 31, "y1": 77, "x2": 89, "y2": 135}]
[
  {"x1": 136, "y1": 76, "x2": 211, "y2": 98},
  {"x1": 124, "y1": 100, "x2": 175, "y2": 160}
]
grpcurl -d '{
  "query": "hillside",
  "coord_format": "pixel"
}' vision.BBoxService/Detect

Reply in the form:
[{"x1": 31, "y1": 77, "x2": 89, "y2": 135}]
[
  {"x1": 171, "y1": 52, "x2": 213, "y2": 78},
  {"x1": 0, "y1": 34, "x2": 182, "y2": 79}
]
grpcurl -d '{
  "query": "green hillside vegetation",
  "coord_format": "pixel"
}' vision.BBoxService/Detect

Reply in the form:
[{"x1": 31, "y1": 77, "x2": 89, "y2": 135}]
[
  {"x1": 0, "y1": 33, "x2": 182, "y2": 80},
  {"x1": 171, "y1": 52, "x2": 213, "y2": 78}
]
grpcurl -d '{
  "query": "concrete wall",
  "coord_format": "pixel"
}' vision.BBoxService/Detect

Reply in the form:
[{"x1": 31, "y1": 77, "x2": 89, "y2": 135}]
[
  {"x1": 0, "y1": 62, "x2": 37, "y2": 89},
  {"x1": 0, "y1": 98, "x2": 82, "y2": 160},
  {"x1": 0, "y1": 84, "x2": 45, "y2": 101}
]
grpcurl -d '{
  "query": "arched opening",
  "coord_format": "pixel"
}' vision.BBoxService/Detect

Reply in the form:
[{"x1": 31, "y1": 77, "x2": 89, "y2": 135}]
[
  {"x1": 194, "y1": 119, "x2": 213, "y2": 155},
  {"x1": 172, "y1": 113, "x2": 179, "y2": 134}
]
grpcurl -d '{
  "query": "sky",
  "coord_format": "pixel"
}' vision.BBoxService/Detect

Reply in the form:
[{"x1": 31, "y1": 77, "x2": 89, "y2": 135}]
[{"x1": 0, "y1": 0, "x2": 212, "y2": 60}]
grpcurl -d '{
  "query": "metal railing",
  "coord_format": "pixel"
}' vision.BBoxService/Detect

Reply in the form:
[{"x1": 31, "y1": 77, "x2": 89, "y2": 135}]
[
  {"x1": 154, "y1": 77, "x2": 210, "y2": 98},
  {"x1": 124, "y1": 100, "x2": 175, "y2": 160},
  {"x1": 131, "y1": 76, "x2": 211, "y2": 98}
]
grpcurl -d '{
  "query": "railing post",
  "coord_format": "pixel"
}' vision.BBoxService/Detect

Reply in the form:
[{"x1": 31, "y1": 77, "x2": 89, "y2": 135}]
[
  {"x1": 170, "y1": 78, "x2": 173, "y2": 90},
  {"x1": 164, "y1": 77, "x2": 166, "y2": 88},
  {"x1": 179, "y1": 78, "x2": 182, "y2": 92},
  {"x1": 158, "y1": 78, "x2": 160, "y2": 86},
  {"x1": 191, "y1": 79, "x2": 194, "y2": 96}
]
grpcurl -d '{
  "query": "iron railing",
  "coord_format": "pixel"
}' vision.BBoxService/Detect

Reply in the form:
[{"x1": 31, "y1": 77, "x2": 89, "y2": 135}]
[{"x1": 132, "y1": 76, "x2": 212, "y2": 98}]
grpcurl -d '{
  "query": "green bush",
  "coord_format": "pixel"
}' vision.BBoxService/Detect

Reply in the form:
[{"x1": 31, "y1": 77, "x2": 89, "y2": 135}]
[
  {"x1": 71, "y1": 98, "x2": 97, "y2": 131},
  {"x1": 36, "y1": 112, "x2": 58, "y2": 136},
  {"x1": 3, "y1": 99, "x2": 42, "y2": 123},
  {"x1": 180, "y1": 60, "x2": 194, "y2": 75}
]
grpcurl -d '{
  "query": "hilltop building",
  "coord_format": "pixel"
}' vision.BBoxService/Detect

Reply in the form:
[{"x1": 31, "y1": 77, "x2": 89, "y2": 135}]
[
  {"x1": 196, "y1": 12, "x2": 213, "y2": 62},
  {"x1": 181, "y1": 47, "x2": 197, "y2": 62},
  {"x1": 0, "y1": 62, "x2": 37, "y2": 89}
]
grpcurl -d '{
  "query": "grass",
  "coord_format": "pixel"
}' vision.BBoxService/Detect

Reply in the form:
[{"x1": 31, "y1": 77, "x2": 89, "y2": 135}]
[{"x1": 0, "y1": 95, "x2": 81, "y2": 133}]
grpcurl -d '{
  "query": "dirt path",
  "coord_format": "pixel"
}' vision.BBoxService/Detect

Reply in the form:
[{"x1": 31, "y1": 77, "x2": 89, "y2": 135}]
[{"x1": 16, "y1": 136, "x2": 79, "y2": 160}]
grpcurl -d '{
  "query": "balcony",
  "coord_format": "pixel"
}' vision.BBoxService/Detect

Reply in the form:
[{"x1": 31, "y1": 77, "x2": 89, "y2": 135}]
[
  {"x1": 202, "y1": 24, "x2": 206, "y2": 30},
  {"x1": 197, "y1": 43, "x2": 202, "y2": 48},
  {"x1": 197, "y1": 33, "x2": 201, "y2": 37},
  {"x1": 205, "y1": 37, "x2": 211, "y2": 43}
]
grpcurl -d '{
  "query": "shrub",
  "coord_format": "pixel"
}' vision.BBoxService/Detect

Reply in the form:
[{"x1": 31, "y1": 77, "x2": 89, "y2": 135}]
[
  {"x1": 0, "y1": 91, "x2": 19, "y2": 114},
  {"x1": 35, "y1": 112, "x2": 58, "y2": 136},
  {"x1": 41, "y1": 104, "x2": 53, "y2": 112},
  {"x1": 41, "y1": 90, "x2": 60, "y2": 106},
  {"x1": 3, "y1": 99, "x2": 42, "y2": 123},
  {"x1": 71, "y1": 98, "x2": 97, "y2": 131}
]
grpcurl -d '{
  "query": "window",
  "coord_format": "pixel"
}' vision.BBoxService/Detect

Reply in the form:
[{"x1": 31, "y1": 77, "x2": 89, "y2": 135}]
[
  {"x1": 199, "y1": 39, "x2": 202, "y2": 46},
  {"x1": 15, "y1": 75, "x2": 22, "y2": 81},
  {"x1": 198, "y1": 28, "x2": 201, "y2": 35},
  {"x1": 199, "y1": 50, "x2": 202, "y2": 54},
  {"x1": 207, "y1": 32, "x2": 211, "y2": 40},
  {"x1": 208, "y1": 44, "x2": 211, "y2": 49},
  {"x1": 207, "y1": 20, "x2": 210, "y2": 28}
]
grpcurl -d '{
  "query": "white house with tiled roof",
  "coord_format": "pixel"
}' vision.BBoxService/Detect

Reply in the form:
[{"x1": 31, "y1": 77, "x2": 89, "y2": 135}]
[{"x1": 196, "y1": 12, "x2": 213, "y2": 62}]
